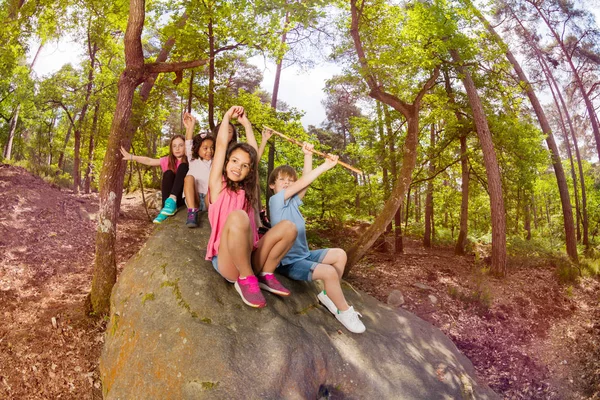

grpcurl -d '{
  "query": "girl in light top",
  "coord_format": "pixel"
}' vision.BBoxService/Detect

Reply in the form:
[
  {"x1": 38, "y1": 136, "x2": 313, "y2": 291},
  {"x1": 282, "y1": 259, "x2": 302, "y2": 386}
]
[
  {"x1": 206, "y1": 106, "x2": 297, "y2": 308},
  {"x1": 120, "y1": 136, "x2": 188, "y2": 224},
  {"x1": 182, "y1": 112, "x2": 214, "y2": 228}
]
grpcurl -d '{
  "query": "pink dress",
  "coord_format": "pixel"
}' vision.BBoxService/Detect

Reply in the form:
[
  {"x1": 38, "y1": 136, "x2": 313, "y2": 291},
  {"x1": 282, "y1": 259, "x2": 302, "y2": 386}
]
[{"x1": 205, "y1": 182, "x2": 259, "y2": 260}]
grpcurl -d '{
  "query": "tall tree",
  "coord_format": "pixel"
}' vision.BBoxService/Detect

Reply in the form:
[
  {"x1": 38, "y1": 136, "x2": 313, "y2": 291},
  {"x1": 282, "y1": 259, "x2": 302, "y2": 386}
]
[
  {"x1": 450, "y1": 48, "x2": 507, "y2": 275},
  {"x1": 90, "y1": 0, "x2": 209, "y2": 314},
  {"x1": 466, "y1": 1, "x2": 578, "y2": 261},
  {"x1": 345, "y1": 0, "x2": 439, "y2": 272}
]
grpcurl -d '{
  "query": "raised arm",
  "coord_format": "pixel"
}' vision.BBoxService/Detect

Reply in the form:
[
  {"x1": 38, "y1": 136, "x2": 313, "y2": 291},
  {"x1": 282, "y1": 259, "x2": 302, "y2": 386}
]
[
  {"x1": 257, "y1": 128, "x2": 273, "y2": 160},
  {"x1": 237, "y1": 111, "x2": 258, "y2": 153},
  {"x1": 283, "y1": 153, "x2": 338, "y2": 201},
  {"x1": 209, "y1": 106, "x2": 243, "y2": 204},
  {"x1": 183, "y1": 112, "x2": 196, "y2": 160},
  {"x1": 120, "y1": 146, "x2": 161, "y2": 167},
  {"x1": 183, "y1": 112, "x2": 196, "y2": 141}
]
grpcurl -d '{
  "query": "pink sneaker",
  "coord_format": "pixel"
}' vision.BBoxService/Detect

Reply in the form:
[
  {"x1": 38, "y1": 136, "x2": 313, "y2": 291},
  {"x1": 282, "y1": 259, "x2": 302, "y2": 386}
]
[
  {"x1": 258, "y1": 274, "x2": 291, "y2": 297},
  {"x1": 234, "y1": 276, "x2": 267, "y2": 308}
]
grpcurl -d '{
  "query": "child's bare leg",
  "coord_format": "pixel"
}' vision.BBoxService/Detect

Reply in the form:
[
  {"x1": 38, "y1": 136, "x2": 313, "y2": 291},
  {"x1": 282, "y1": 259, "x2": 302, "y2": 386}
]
[
  {"x1": 183, "y1": 176, "x2": 198, "y2": 208},
  {"x1": 320, "y1": 248, "x2": 347, "y2": 279},
  {"x1": 216, "y1": 210, "x2": 254, "y2": 281},
  {"x1": 312, "y1": 264, "x2": 350, "y2": 311},
  {"x1": 251, "y1": 220, "x2": 297, "y2": 274}
]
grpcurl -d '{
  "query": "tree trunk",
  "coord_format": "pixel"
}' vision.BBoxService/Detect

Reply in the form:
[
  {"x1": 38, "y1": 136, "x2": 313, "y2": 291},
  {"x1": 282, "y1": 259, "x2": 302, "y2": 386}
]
[
  {"x1": 187, "y1": 69, "x2": 194, "y2": 113},
  {"x1": 472, "y1": 6, "x2": 578, "y2": 262},
  {"x1": 266, "y1": 15, "x2": 288, "y2": 217},
  {"x1": 73, "y1": 42, "x2": 98, "y2": 193},
  {"x1": 207, "y1": 18, "x2": 216, "y2": 130},
  {"x1": 542, "y1": 59, "x2": 589, "y2": 249},
  {"x1": 395, "y1": 206, "x2": 403, "y2": 253},
  {"x1": 91, "y1": 0, "x2": 207, "y2": 314},
  {"x1": 424, "y1": 124, "x2": 435, "y2": 248},
  {"x1": 3, "y1": 104, "x2": 20, "y2": 160},
  {"x1": 450, "y1": 49, "x2": 507, "y2": 276},
  {"x1": 85, "y1": 100, "x2": 100, "y2": 193},
  {"x1": 455, "y1": 131, "x2": 469, "y2": 254}
]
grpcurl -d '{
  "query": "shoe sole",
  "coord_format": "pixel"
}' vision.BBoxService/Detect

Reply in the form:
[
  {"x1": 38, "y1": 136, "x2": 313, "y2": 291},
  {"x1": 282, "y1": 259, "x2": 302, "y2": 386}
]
[
  {"x1": 258, "y1": 283, "x2": 291, "y2": 297},
  {"x1": 186, "y1": 223, "x2": 198, "y2": 228},
  {"x1": 234, "y1": 281, "x2": 266, "y2": 308}
]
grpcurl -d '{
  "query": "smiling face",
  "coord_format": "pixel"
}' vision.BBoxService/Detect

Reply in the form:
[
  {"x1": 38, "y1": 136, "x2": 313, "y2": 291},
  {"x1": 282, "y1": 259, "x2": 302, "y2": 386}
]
[
  {"x1": 198, "y1": 139, "x2": 214, "y2": 161},
  {"x1": 171, "y1": 137, "x2": 185, "y2": 159},
  {"x1": 225, "y1": 148, "x2": 252, "y2": 182}
]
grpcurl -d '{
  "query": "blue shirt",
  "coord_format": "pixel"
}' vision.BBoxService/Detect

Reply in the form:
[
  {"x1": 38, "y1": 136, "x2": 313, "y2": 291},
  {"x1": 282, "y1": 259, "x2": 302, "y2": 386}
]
[{"x1": 269, "y1": 190, "x2": 310, "y2": 265}]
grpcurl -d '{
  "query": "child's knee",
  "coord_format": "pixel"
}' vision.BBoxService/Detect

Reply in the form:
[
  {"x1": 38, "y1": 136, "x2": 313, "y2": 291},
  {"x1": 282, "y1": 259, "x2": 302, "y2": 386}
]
[
  {"x1": 227, "y1": 210, "x2": 251, "y2": 228},
  {"x1": 331, "y1": 248, "x2": 347, "y2": 265},
  {"x1": 316, "y1": 264, "x2": 338, "y2": 281},
  {"x1": 280, "y1": 220, "x2": 297, "y2": 239}
]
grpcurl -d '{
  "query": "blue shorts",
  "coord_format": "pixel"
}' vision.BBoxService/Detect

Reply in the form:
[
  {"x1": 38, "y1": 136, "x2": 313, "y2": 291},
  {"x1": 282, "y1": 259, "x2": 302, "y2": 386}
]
[
  {"x1": 211, "y1": 255, "x2": 235, "y2": 283},
  {"x1": 277, "y1": 249, "x2": 329, "y2": 281}
]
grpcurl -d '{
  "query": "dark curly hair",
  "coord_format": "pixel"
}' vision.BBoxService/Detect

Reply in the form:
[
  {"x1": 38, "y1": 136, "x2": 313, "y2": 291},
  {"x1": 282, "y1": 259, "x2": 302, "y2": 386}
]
[
  {"x1": 223, "y1": 142, "x2": 258, "y2": 211},
  {"x1": 191, "y1": 135, "x2": 215, "y2": 160}
]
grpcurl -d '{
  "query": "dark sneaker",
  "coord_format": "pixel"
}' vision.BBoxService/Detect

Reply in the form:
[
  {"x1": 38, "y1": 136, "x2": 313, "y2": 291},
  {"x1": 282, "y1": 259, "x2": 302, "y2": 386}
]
[
  {"x1": 258, "y1": 274, "x2": 291, "y2": 297},
  {"x1": 160, "y1": 197, "x2": 177, "y2": 216},
  {"x1": 234, "y1": 276, "x2": 267, "y2": 308},
  {"x1": 186, "y1": 209, "x2": 199, "y2": 228}
]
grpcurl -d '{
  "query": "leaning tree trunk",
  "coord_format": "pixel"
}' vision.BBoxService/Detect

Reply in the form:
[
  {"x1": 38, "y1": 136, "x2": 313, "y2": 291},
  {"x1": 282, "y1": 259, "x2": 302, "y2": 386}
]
[
  {"x1": 471, "y1": 6, "x2": 578, "y2": 262},
  {"x1": 542, "y1": 60, "x2": 589, "y2": 249},
  {"x1": 345, "y1": 0, "x2": 439, "y2": 273},
  {"x1": 3, "y1": 105, "x2": 20, "y2": 160},
  {"x1": 450, "y1": 49, "x2": 507, "y2": 276}
]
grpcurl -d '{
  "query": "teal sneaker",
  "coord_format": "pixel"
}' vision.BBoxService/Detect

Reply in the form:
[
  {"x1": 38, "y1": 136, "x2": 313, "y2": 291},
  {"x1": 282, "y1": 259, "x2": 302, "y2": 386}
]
[
  {"x1": 160, "y1": 197, "x2": 177, "y2": 216},
  {"x1": 153, "y1": 213, "x2": 168, "y2": 224}
]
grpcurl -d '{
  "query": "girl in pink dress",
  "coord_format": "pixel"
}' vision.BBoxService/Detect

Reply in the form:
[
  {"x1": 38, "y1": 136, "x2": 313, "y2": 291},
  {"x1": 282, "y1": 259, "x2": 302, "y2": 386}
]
[{"x1": 206, "y1": 106, "x2": 297, "y2": 308}]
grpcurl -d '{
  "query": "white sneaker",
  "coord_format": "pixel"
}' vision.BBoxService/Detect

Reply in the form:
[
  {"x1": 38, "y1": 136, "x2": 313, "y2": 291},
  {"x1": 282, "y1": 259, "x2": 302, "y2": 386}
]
[
  {"x1": 335, "y1": 306, "x2": 366, "y2": 333},
  {"x1": 317, "y1": 292, "x2": 337, "y2": 315}
]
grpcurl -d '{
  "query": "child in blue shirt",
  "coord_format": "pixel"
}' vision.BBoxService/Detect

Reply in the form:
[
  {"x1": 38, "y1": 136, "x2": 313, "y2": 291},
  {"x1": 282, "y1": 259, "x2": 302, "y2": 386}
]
[{"x1": 268, "y1": 142, "x2": 366, "y2": 333}]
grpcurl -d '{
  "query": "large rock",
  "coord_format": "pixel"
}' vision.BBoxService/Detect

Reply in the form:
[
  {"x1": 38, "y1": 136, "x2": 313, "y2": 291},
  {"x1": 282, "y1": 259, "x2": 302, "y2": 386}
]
[{"x1": 100, "y1": 212, "x2": 498, "y2": 399}]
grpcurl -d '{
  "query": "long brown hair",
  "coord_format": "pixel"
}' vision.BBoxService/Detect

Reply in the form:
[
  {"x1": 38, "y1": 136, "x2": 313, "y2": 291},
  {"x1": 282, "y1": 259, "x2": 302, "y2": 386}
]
[
  {"x1": 223, "y1": 142, "x2": 257, "y2": 211},
  {"x1": 168, "y1": 135, "x2": 187, "y2": 172}
]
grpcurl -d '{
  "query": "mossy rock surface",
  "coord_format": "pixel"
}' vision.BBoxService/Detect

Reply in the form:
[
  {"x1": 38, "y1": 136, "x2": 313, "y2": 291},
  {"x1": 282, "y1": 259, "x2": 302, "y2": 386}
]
[{"x1": 100, "y1": 211, "x2": 499, "y2": 399}]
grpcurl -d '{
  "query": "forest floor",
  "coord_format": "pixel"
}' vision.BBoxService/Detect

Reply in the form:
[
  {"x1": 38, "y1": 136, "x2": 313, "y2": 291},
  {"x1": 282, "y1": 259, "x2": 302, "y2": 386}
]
[{"x1": 1, "y1": 163, "x2": 599, "y2": 399}]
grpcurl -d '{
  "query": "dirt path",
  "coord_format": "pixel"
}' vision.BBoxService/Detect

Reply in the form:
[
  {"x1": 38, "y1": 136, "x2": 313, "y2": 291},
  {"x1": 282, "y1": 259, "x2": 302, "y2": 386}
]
[
  {"x1": 1, "y1": 164, "x2": 598, "y2": 399},
  {"x1": 0, "y1": 165, "x2": 153, "y2": 399}
]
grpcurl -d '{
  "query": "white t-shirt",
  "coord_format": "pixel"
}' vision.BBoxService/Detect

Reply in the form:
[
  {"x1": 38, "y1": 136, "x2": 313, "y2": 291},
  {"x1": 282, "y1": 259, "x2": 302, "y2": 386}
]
[{"x1": 184, "y1": 139, "x2": 212, "y2": 197}]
